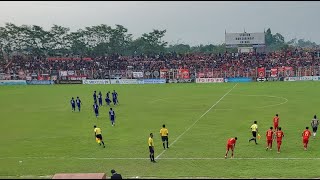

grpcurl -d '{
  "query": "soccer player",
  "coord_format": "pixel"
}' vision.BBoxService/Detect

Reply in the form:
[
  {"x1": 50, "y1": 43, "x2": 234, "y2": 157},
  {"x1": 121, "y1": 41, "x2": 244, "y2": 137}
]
[
  {"x1": 276, "y1": 127, "x2": 284, "y2": 153},
  {"x1": 311, "y1": 115, "x2": 319, "y2": 137},
  {"x1": 148, "y1": 133, "x2": 156, "y2": 163},
  {"x1": 98, "y1": 91, "x2": 103, "y2": 106},
  {"x1": 93, "y1": 91, "x2": 97, "y2": 103},
  {"x1": 266, "y1": 127, "x2": 274, "y2": 151},
  {"x1": 112, "y1": 90, "x2": 118, "y2": 105},
  {"x1": 273, "y1": 114, "x2": 280, "y2": 131},
  {"x1": 94, "y1": 125, "x2": 105, "y2": 148},
  {"x1": 225, "y1": 137, "x2": 237, "y2": 159},
  {"x1": 302, "y1": 127, "x2": 311, "y2": 150},
  {"x1": 109, "y1": 108, "x2": 116, "y2": 126},
  {"x1": 160, "y1": 124, "x2": 169, "y2": 149},
  {"x1": 105, "y1": 96, "x2": 111, "y2": 106},
  {"x1": 70, "y1": 97, "x2": 75, "y2": 112},
  {"x1": 76, "y1": 97, "x2": 82, "y2": 112},
  {"x1": 106, "y1": 91, "x2": 110, "y2": 99},
  {"x1": 93, "y1": 102, "x2": 99, "y2": 118},
  {"x1": 249, "y1": 121, "x2": 258, "y2": 145}
]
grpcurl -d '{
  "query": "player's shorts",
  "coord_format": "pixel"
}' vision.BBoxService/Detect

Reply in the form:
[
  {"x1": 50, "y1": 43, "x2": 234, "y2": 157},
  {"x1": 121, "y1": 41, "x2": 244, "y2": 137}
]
[
  {"x1": 252, "y1": 131, "x2": 257, "y2": 138},
  {"x1": 267, "y1": 139, "x2": 273, "y2": 144},
  {"x1": 226, "y1": 144, "x2": 234, "y2": 151},
  {"x1": 277, "y1": 141, "x2": 282, "y2": 146},
  {"x1": 149, "y1": 146, "x2": 154, "y2": 153},
  {"x1": 274, "y1": 123, "x2": 278, "y2": 129},
  {"x1": 110, "y1": 116, "x2": 115, "y2": 121},
  {"x1": 95, "y1": 110, "x2": 99, "y2": 114},
  {"x1": 161, "y1": 136, "x2": 168, "y2": 142},
  {"x1": 96, "y1": 134, "x2": 103, "y2": 140},
  {"x1": 303, "y1": 138, "x2": 309, "y2": 144},
  {"x1": 72, "y1": 105, "x2": 75, "y2": 108},
  {"x1": 312, "y1": 126, "x2": 318, "y2": 132}
]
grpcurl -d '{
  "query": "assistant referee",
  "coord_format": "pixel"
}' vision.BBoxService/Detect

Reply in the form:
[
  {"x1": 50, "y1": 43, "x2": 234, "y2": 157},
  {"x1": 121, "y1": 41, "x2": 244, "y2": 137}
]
[
  {"x1": 160, "y1": 124, "x2": 169, "y2": 149},
  {"x1": 249, "y1": 121, "x2": 258, "y2": 145},
  {"x1": 148, "y1": 133, "x2": 156, "y2": 163}
]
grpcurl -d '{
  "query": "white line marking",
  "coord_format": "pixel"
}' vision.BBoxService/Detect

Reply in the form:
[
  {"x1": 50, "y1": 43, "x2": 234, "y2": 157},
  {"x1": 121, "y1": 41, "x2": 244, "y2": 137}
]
[
  {"x1": 149, "y1": 98, "x2": 169, "y2": 103},
  {"x1": 155, "y1": 83, "x2": 238, "y2": 159},
  {"x1": 228, "y1": 94, "x2": 289, "y2": 109},
  {"x1": 2, "y1": 157, "x2": 320, "y2": 160}
]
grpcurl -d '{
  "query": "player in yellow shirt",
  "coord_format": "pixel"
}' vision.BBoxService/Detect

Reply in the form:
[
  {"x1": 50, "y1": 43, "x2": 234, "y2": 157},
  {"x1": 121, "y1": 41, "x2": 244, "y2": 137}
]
[
  {"x1": 160, "y1": 124, "x2": 169, "y2": 149},
  {"x1": 148, "y1": 133, "x2": 156, "y2": 163},
  {"x1": 94, "y1": 125, "x2": 105, "y2": 148},
  {"x1": 249, "y1": 121, "x2": 258, "y2": 145}
]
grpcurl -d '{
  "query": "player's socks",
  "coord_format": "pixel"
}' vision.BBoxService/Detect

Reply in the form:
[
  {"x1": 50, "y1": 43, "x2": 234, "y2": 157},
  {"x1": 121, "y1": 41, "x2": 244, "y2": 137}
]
[
  {"x1": 166, "y1": 142, "x2": 169, "y2": 148},
  {"x1": 152, "y1": 155, "x2": 155, "y2": 161},
  {"x1": 163, "y1": 143, "x2": 165, "y2": 149},
  {"x1": 150, "y1": 155, "x2": 152, "y2": 162}
]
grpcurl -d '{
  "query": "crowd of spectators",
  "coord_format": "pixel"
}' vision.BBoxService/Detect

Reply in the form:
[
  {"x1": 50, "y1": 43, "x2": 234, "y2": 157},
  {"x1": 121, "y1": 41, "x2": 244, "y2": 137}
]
[{"x1": 1, "y1": 48, "x2": 320, "y2": 79}]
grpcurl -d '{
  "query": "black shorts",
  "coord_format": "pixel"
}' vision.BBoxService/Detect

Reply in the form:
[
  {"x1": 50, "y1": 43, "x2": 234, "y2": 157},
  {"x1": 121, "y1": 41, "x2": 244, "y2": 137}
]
[
  {"x1": 161, "y1": 136, "x2": 168, "y2": 142},
  {"x1": 252, "y1": 131, "x2": 257, "y2": 138},
  {"x1": 149, "y1": 146, "x2": 154, "y2": 153},
  {"x1": 96, "y1": 134, "x2": 103, "y2": 140},
  {"x1": 313, "y1": 127, "x2": 318, "y2": 132}
]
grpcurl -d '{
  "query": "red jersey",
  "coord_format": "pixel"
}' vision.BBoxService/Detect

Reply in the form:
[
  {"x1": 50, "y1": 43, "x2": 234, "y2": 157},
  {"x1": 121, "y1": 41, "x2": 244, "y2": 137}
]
[
  {"x1": 227, "y1": 138, "x2": 236, "y2": 145},
  {"x1": 273, "y1": 116, "x2": 279, "y2": 124},
  {"x1": 276, "y1": 130, "x2": 284, "y2": 141},
  {"x1": 302, "y1": 130, "x2": 311, "y2": 140},
  {"x1": 266, "y1": 129, "x2": 274, "y2": 140}
]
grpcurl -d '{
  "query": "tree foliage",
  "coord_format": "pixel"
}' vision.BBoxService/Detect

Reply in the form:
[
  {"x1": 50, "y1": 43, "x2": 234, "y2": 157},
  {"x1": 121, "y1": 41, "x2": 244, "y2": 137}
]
[{"x1": 0, "y1": 23, "x2": 317, "y2": 61}]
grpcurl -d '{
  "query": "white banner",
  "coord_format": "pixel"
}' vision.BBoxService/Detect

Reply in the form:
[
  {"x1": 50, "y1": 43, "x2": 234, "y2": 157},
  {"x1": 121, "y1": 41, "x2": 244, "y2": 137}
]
[
  {"x1": 110, "y1": 79, "x2": 138, "y2": 84},
  {"x1": 133, "y1": 72, "x2": 143, "y2": 78},
  {"x1": 59, "y1": 71, "x2": 68, "y2": 77},
  {"x1": 196, "y1": 78, "x2": 224, "y2": 83},
  {"x1": 225, "y1": 32, "x2": 265, "y2": 45},
  {"x1": 67, "y1": 71, "x2": 75, "y2": 76},
  {"x1": 82, "y1": 79, "x2": 110, "y2": 84},
  {"x1": 284, "y1": 76, "x2": 320, "y2": 82}
]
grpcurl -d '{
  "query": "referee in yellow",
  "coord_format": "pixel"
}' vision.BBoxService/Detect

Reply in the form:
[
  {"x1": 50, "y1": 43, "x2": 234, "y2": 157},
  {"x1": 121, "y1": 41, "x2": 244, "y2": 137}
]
[
  {"x1": 249, "y1": 121, "x2": 258, "y2": 145},
  {"x1": 160, "y1": 124, "x2": 169, "y2": 149},
  {"x1": 148, "y1": 133, "x2": 156, "y2": 163}
]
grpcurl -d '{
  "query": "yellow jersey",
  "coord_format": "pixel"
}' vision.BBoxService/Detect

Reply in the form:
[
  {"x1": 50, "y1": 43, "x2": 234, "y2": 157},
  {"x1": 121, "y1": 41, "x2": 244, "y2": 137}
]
[
  {"x1": 160, "y1": 128, "x2": 168, "y2": 136},
  {"x1": 250, "y1": 124, "x2": 258, "y2": 132},
  {"x1": 94, "y1": 128, "x2": 102, "y2": 135},
  {"x1": 148, "y1": 137, "x2": 154, "y2": 147}
]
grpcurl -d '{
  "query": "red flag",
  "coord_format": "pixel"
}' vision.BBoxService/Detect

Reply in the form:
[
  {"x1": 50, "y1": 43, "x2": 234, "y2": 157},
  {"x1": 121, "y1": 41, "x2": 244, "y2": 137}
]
[
  {"x1": 258, "y1": 67, "x2": 265, "y2": 78},
  {"x1": 271, "y1": 68, "x2": 278, "y2": 77},
  {"x1": 178, "y1": 69, "x2": 190, "y2": 79}
]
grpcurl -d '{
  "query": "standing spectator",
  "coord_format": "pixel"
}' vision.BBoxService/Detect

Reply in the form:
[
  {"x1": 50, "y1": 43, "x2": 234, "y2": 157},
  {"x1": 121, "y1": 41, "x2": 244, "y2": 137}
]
[{"x1": 110, "y1": 169, "x2": 122, "y2": 179}]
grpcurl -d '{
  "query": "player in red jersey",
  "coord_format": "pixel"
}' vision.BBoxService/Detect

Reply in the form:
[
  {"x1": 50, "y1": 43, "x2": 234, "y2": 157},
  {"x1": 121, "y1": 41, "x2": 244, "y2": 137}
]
[
  {"x1": 273, "y1": 114, "x2": 279, "y2": 131},
  {"x1": 276, "y1": 127, "x2": 284, "y2": 153},
  {"x1": 266, "y1": 127, "x2": 274, "y2": 151},
  {"x1": 302, "y1": 127, "x2": 311, "y2": 150},
  {"x1": 225, "y1": 137, "x2": 237, "y2": 159}
]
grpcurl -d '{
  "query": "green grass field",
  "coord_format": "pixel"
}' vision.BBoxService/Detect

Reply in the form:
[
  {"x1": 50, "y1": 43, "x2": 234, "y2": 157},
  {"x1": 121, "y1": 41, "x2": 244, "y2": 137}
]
[{"x1": 1, "y1": 82, "x2": 320, "y2": 178}]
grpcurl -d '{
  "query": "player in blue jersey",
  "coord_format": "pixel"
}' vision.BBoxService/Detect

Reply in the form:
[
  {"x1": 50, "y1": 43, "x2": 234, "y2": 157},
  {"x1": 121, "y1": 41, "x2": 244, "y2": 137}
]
[
  {"x1": 112, "y1": 90, "x2": 118, "y2": 105},
  {"x1": 109, "y1": 108, "x2": 116, "y2": 126},
  {"x1": 70, "y1": 97, "x2": 76, "y2": 112},
  {"x1": 98, "y1": 91, "x2": 103, "y2": 106},
  {"x1": 76, "y1": 97, "x2": 82, "y2": 112},
  {"x1": 106, "y1": 91, "x2": 110, "y2": 99},
  {"x1": 105, "y1": 96, "x2": 111, "y2": 106},
  {"x1": 93, "y1": 91, "x2": 97, "y2": 104},
  {"x1": 93, "y1": 102, "x2": 99, "y2": 118}
]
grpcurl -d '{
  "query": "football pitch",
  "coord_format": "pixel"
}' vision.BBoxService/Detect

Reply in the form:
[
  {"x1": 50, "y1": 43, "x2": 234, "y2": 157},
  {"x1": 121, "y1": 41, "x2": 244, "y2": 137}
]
[{"x1": 1, "y1": 82, "x2": 320, "y2": 179}]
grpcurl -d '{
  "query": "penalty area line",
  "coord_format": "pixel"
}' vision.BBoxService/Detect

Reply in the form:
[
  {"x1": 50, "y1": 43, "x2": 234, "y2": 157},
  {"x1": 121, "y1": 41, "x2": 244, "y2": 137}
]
[{"x1": 155, "y1": 83, "x2": 239, "y2": 160}]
